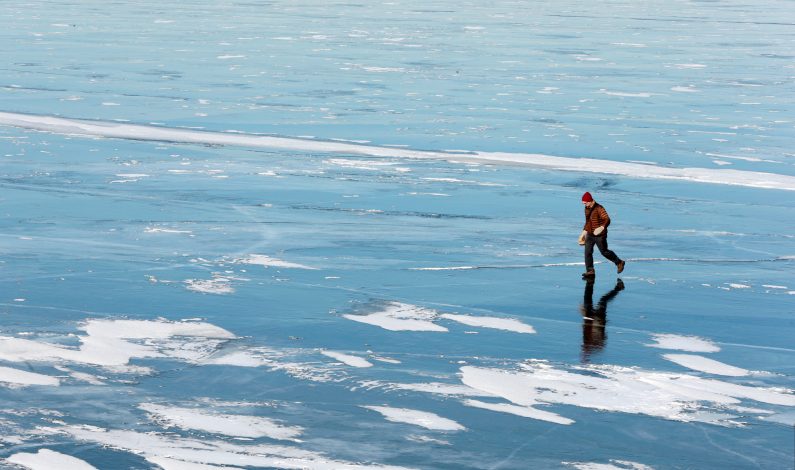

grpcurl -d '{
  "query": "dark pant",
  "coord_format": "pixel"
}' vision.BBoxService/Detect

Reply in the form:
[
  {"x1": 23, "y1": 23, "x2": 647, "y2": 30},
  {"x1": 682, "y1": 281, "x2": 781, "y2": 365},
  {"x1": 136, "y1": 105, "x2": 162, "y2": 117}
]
[{"x1": 584, "y1": 233, "x2": 621, "y2": 270}]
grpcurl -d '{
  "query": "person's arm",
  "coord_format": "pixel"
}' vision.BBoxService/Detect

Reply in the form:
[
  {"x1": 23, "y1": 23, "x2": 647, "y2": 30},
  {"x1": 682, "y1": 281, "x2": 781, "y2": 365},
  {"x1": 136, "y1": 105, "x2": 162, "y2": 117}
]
[{"x1": 593, "y1": 206, "x2": 610, "y2": 235}]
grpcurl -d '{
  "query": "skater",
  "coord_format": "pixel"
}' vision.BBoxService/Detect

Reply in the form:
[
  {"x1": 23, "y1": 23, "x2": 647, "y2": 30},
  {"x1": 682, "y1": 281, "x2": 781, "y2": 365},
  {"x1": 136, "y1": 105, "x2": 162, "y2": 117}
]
[
  {"x1": 578, "y1": 192, "x2": 625, "y2": 278},
  {"x1": 580, "y1": 278, "x2": 624, "y2": 361}
]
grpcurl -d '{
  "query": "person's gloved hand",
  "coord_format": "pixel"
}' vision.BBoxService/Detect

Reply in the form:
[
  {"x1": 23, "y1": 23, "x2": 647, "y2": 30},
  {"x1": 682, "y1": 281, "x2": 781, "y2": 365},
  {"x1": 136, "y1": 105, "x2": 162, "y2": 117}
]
[
  {"x1": 578, "y1": 230, "x2": 587, "y2": 245},
  {"x1": 594, "y1": 226, "x2": 604, "y2": 236}
]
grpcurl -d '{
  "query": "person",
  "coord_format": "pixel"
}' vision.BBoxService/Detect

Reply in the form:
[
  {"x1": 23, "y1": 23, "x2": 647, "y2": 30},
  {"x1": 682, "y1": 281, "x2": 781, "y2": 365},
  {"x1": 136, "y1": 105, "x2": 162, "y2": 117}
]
[
  {"x1": 580, "y1": 278, "x2": 624, "y2": 362},
  {"x1": 578, "y1": 192, "x2": 625, "y2": 278}
]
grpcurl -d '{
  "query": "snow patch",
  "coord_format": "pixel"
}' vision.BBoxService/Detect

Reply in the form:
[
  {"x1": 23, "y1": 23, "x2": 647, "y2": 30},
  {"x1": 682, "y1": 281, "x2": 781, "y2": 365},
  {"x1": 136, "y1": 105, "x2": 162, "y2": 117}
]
[
  {"x1": 646, "y1": 334, "x2": 720, "y2": 353},
  {"x1": 439, "y1": 314, "x2": 535, "y2": 334},
  {"x1": 343, "y1": 302, "x2": 447, "y2": 332},
  {"x1": 235, "y1": 254, "x2": 316, "y2": 270},
  {"x1": 62, "y1": 426, "x2": 411, "y2": 469},
  {"x1": 0, "y1": 366, "x2": 59, "y2": 387},
  {"x1": 140, "y1": 403, "x2": 303, "y2": 440},
  {"x1": 321, "y1": 351, "x2": 373, "y2": 368},
  {"x1": 7, "y1": 449, "x2": 98, "y2": 470},
  {"x1": 362, "y1": 406, "x2": 465, "y2": 431},
  {"x1": 663, "y1": 354, "x2": 750, "y2": 377},
  {"x1": 460, "y1": 363, "x2": 795, "y2": 426}
]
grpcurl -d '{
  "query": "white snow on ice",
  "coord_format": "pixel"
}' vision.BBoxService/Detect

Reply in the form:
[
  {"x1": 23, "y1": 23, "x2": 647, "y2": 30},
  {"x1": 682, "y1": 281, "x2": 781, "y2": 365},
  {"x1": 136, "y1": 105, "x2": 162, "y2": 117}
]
[
  {"x1": 0, "y1": 319, "x2": 235, "y2": 371},
  {"x1": 2, "y1": 112, "x2": 794, "y2": 191},
  {"x1": 362, "y1": 406, "x2": 465, "y2": 431},
  {"x1": 140, "y1": 403, "x2": 303, "y2": 440},
  {"x1": 459, "y1": 362, "x2": 795, "y2": 426},
  {"x1": 235, "y1": 254, "x2": 317, "y2": 270},
  {"x1": 462, "y1": 399, "x2": 574, "y2": 425},
  {"x1": 0, "y1": 366, "x2": 59, "y2": 387},
  {"x1": 564, "y1": 460, "x2": 654, "y2": 470},
  {"x1": 646, "y1": 334, "x2": 721, "y2": 353},
  {"x1": 60, "y1": 425, "x2": 412, "y2": 470},
  {"x1": 343, "y1": 302, "x2": 448, "y2": 332},
  {"x1": 662, "y1": 354, "x2": 750, "y2": 377},
  {"x1": 6, "y1": 449, "x2": 98, "y2": 470},
  {"x1": 321, "y1": 350, "x2": 373, "y2": 368},
  {"x1": 439, "y1": 314, "x2": 536, "y2": 334}
]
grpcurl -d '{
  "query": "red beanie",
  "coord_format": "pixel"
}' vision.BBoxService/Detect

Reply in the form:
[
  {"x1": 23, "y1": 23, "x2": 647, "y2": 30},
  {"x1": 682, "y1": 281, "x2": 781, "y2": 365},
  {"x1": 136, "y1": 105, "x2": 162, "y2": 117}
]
[{"x1": 581, "y1": 191, "x2": 593, "y2": 202}]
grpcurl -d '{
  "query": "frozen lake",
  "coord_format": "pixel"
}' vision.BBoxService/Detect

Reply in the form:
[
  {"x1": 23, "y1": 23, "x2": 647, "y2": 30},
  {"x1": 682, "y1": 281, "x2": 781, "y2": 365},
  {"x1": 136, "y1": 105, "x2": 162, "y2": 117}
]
[{"x1": 1, "y1": 1, "x2": 794, "y2": 469}]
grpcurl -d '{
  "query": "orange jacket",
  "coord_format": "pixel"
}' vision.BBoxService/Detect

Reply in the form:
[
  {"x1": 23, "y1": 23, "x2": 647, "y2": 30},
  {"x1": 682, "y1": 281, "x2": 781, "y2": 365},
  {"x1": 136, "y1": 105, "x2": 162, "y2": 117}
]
[{"x1": 583, "y1": 202, "x2": 611, "y2": 235}]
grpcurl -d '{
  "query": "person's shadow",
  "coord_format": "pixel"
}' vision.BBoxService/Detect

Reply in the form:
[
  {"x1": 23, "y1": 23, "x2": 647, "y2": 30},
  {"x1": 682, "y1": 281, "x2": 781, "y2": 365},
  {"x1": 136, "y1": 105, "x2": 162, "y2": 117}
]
[{"x1": 579, "y1": 278, "x2": 624, "y2": 362}]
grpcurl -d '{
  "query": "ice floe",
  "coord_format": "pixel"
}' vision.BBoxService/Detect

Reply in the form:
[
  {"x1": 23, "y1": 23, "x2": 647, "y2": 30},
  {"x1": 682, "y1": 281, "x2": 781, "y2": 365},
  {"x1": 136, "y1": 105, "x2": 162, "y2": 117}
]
[
  {"x1": 662, "y1": 354, "x2": 750, "y2": 377},
  {"x1": 6, "y1": 449, "x2": 98, "y2": 470},
  {"x1": 362, "y1": 406, "x2": 465, "y2": 431},
  {"x1": 140, "y1": 403, "x2": 303, "y2": 440},
  {"x1": 3, "y1": 112, "x2": 794, "y2": 190},
  {"x1": 439, "y1": 314, "x2": 535, "y2": 334},
  {"x1": 646, "y1": 334, "x2": 720, "y2": 353}
]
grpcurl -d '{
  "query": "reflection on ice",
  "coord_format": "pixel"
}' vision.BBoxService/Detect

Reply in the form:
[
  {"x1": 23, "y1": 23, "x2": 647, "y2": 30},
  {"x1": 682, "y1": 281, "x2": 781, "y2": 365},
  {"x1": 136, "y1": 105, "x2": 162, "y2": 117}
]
[{"x1": 579, "y1": 279, "x2": 624, "y2": 362}]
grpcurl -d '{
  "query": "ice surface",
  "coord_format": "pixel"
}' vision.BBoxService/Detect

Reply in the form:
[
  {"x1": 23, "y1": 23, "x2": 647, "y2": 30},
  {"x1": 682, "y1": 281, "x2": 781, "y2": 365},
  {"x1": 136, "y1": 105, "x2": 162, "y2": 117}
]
[{"x1": 1, "y1": 0, "x2": 794, "y2": 468}]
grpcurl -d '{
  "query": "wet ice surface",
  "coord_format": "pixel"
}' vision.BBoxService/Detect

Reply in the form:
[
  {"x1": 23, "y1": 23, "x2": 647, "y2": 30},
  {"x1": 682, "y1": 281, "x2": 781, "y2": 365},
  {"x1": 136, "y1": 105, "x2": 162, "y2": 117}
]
[{"x1": 1, "y1": 0, "x2": 795, "y2": 469}]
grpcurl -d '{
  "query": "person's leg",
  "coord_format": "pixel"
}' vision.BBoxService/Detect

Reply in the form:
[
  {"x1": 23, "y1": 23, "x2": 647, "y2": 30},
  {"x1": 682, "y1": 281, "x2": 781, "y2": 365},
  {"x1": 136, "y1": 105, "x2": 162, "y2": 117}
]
[
  {"x1": 594, "y1": 235, "x2": 621, "y2": 265},
  {"x1": 584, "y1": 234, "x2": 596, "y2": 273}
]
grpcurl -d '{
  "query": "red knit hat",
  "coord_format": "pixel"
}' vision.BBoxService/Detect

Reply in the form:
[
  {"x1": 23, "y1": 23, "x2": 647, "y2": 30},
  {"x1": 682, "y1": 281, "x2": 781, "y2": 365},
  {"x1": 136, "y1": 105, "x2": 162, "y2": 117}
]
[{"x1": 581, "y1": 191, "x2": 593, "y2": 202}]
